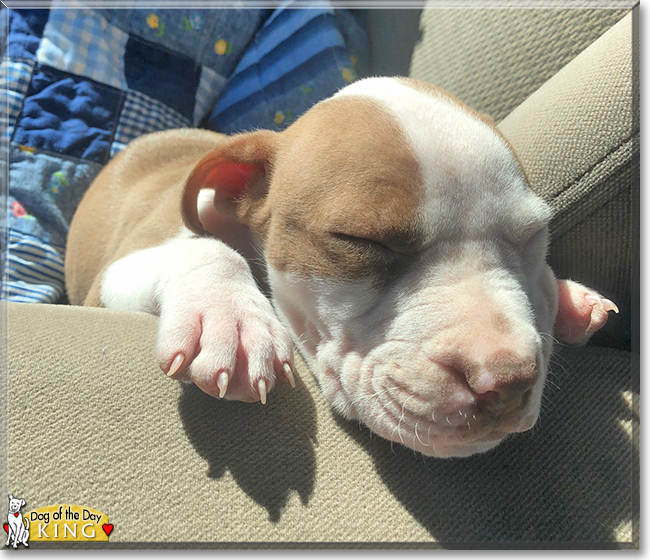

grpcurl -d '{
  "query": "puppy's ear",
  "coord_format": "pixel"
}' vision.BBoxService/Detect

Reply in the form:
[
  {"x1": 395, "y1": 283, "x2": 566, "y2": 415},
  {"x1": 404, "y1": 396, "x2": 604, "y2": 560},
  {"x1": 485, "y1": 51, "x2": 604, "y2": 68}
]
[
  {"x1": 20, "y1": 499, "x2": 25, "y2": 507},
  {"x1": 8, "y1": 494, "x2": 12, "y2": 500},
  {"x1": 182, "y1": 129, "x2": 278, "y2": 235}
]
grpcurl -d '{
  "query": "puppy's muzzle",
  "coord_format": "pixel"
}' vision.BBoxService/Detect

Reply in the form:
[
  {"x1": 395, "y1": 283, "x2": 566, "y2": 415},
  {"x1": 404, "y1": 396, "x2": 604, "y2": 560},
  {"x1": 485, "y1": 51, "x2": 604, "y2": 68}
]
[{"x1": 433, "y1": 348, "x2": 539, "y2": 413}]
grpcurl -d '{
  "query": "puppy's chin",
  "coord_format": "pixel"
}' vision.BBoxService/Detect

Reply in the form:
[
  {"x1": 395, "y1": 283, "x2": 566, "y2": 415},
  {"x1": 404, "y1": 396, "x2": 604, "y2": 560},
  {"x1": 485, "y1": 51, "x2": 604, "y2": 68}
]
[
  {"x1": 290, "y1": 336, "x2": 546, "y2": 459},
  {"x1": 413, "y1": 439, "x2": 504, "y2": 459}
]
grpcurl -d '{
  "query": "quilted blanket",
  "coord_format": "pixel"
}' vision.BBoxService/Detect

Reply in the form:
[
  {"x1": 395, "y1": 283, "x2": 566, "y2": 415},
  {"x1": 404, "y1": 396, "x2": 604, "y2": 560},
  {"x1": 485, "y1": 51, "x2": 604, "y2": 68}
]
[{"x1": 1, "y1": 2, "x2": 366, "y2": 303}]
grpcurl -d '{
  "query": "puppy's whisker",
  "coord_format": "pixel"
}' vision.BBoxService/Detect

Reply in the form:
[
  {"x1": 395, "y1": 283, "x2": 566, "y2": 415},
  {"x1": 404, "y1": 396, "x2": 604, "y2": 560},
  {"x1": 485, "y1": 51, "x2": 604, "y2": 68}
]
[
  {"x1": 539, "y1": 331, "x2": 559, "y2": 345},
  {"x1": 414, "y1": 422, "x2": 425, "y2": 446},
  {"x1": 351, "y1": 387, "x2": 394, "y2": 404},
  {"x1": 369, "y1": 408, "x2": 392, "y2": 434}
]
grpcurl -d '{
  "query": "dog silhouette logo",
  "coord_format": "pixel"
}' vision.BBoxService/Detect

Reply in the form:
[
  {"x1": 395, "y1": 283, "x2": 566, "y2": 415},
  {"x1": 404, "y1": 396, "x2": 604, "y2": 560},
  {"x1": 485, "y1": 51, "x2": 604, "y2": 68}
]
[{"x1": 4, "y1": 494, "x2": 30, "y2": 548}]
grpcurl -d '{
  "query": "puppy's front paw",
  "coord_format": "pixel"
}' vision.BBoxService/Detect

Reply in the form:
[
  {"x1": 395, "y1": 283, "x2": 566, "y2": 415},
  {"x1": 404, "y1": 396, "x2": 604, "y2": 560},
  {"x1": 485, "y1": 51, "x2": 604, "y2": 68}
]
[
  {"x1": 554, "y1": 279, "x2": 619, "y2": 345},
  {"x1": 155, "y1": 277, "x2": 295, "y2": 403}
]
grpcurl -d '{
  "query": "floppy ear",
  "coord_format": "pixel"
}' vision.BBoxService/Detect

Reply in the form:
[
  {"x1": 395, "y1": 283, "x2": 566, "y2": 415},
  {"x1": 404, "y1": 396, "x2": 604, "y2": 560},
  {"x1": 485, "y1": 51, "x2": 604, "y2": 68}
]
[
  {"x1": 181, "y1": 129, "x2": 278, "y2": 236},
  {"x1": 20, "y1": 499, "x2": 25, "y2": 507}
]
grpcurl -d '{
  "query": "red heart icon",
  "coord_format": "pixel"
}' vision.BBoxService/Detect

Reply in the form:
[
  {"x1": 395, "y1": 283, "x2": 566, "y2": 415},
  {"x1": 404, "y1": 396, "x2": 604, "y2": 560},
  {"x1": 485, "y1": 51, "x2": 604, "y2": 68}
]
[
  {"x1": 3, "y1": 523, "x2": 7, "y2": 533},
  {"x1": 13, "y1": 513, "x2": 19, "y2": 517},
  {"x1": 102, "y1": 523, "x2": 113, "y2": 536}
]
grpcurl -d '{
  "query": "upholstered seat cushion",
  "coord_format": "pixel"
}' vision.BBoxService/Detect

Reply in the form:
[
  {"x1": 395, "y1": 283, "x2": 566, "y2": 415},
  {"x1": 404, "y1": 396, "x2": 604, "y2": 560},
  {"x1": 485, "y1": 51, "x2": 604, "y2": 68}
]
[{"x1": 3, "y1": 302, "x2": 637, "y2": 546}]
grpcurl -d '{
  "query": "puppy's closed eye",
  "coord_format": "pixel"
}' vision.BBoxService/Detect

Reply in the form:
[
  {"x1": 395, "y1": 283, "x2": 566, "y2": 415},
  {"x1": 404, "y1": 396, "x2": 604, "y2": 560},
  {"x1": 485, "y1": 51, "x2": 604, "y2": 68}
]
[
  {"x1": 329, "y1": 231, "x2": 421, "y2": 257},
  {"x1": 323, "y1": 232, "x2": 403, "y2": 280},
  {"x1": 330, "y1": 232, "x2": 394, "y2": 255}
]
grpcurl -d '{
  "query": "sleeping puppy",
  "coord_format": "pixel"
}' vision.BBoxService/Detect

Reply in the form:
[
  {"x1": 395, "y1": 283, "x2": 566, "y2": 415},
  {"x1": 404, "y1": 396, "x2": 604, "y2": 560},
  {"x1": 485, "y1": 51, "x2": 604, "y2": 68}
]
[{"x1": 65, "y1": 77, "x2": 617, "y2": 458}]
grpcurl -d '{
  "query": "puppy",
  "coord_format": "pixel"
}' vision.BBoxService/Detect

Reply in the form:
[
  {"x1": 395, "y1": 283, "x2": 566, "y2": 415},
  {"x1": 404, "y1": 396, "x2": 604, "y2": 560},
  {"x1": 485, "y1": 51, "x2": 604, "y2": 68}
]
[
  {"x1": 65, "y1": 77, "x2": 617, "y2": 458},
  {"x1": 5, "y1": 495, "x2": 29, "y2": 548}
]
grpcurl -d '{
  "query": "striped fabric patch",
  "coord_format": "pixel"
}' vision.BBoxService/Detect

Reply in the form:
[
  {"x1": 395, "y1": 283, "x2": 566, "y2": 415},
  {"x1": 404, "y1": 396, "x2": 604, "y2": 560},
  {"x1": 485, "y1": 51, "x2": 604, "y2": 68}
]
[
  {"x1": 208, "y1": 8, "x2": 362, "y2": 134},
  {"x1": 3, "y1": 230, "x2": 65, "y2": 303},
  {"x1": 193, "y1": 65, "x2": 226, "y2": 126}
]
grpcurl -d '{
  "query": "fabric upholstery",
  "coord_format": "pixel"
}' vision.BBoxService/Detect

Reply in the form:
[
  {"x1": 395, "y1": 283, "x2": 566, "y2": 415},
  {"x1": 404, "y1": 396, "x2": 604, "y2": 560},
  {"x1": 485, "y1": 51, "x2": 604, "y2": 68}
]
[
  {"x1": 498, "y1": 11, "x2": 638, "y2": 349},
  {"x1": 410, "y1": 4, "x2": 632, "y2": 122},
  {"x1": 4, "y1": 302, "x2": 638, "y2": 546}
]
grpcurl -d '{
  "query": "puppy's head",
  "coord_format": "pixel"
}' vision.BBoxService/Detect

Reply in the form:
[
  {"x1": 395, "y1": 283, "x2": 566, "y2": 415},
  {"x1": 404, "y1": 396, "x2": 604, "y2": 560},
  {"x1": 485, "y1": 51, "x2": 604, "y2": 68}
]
[{"x1": 183, "y1": 77, "x2": 609, "y2": 458}]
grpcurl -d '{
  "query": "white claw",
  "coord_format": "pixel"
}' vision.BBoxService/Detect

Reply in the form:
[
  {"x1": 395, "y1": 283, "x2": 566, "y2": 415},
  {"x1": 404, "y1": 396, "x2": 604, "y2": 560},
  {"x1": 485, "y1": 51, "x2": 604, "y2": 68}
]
[
  {"x1": 283, "y1": 363, "x2": 296, "y2": 388},
  {"x1": 601, "y1": 298, "x2": 619, "y2": 314},
  {"x1": 258, "y1": 379, "x2": 267, "y2": 405},
  {"x1": 217, "y1": 371, "x2": 229, "y2": 399},
  {"x1": 586, "y1": 295, "x2": 619, "y2": 314},
  {"x1": 167, "y1": 354, "x2": 184, "y2": 377}
]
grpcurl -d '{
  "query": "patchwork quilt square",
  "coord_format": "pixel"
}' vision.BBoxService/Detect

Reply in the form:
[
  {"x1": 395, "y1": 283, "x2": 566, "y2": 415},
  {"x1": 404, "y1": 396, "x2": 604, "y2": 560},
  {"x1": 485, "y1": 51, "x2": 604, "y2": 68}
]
[
  {"x1": 9, "y1": 143, "x2": 103, "y2": 237},
  {"x1": 3, "y1": 230, "x2": 66, "y2": 303},
  {"x1": 105, "y1": 8, "x2": 269, "y2": 77},
  {"x1": 209, "y1": 7, "x2": 364, "y2": 134},
  {"x1": 3, "y1": 9, "x2": 49, "y2": 61},
  {"x1": 14, "y1": 64, "x2": 124, "y2": 164},
  {"x1": 0, "y1": 58, "x2": 36, "y2": 140},
  {"x1": 124, "y1": 35, "x2": 201, "y2": 121},
  {"x1": 37, "y1": 7, "x2": 129, "y2": 90},
  {"x1": 0, "y1": 58, "x2": 34, "y2": 95},
  {"x1": 194, "y1": 65, "x2": 226, "y2": 125},
  {"x1": 114, "y1": 89, "x2": 191, "y2": 148}
]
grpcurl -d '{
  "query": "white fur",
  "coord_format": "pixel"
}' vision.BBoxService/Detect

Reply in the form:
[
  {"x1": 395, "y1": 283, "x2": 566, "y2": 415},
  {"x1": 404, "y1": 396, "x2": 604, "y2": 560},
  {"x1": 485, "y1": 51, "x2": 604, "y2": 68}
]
[
  {"x1": 268, "y1": 244, "x2": 556, "y2": 458},
  {"x1": 101, "y1": 229, "x2": 293, "y2": 400},
  {"x1": 335, "y1": 78, "x2": 551, "y2": 241}
]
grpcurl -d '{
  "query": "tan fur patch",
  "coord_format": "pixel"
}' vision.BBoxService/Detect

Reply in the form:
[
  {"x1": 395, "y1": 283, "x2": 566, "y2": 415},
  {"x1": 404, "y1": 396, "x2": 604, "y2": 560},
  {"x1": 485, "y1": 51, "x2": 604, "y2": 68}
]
[
  {"x1": 246, "y1": 96, "x2": 426, "y2": 281},
  {"x1": 65, "y1": 129, "x2": 227, "y2": 305}
]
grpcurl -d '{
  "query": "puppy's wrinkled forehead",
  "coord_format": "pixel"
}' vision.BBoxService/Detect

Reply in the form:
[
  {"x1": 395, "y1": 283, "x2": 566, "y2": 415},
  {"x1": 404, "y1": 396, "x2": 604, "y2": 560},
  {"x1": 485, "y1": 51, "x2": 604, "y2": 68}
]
[
  {"x1": 266, "y1": 77, "x2": 548, "y2": 278},
  {"x1": 333, "y1": 78, "x2": 546, "y2": 236},
  {"x1": 275, "y1": 87, "x2": 423, "y2": 235}
]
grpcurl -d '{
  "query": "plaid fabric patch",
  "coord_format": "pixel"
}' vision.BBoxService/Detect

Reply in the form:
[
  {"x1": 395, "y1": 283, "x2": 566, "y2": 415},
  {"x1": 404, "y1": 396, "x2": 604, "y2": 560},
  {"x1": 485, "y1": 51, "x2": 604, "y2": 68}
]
[
  {"x1": 0, "y1": 59, "x2": 35, "y2": 141},
  {"x1": 110, "y1": 140, "x2": 127, "y2": 159},
  {"x1": 114, "y1": 89, "x2": 191, "y2": 147},
  {"x1": 194, "y1": 65, "x2": 226, "y2": 126},
  {"x1": 37, "y1": 7, "x2": 128, "y2": 90}
]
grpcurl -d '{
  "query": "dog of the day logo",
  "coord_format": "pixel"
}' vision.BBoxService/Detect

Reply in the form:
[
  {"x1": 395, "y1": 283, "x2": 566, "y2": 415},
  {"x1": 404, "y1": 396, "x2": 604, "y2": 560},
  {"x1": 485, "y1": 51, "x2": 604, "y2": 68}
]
[
  {"x1": 4, "y1": 495, "x2": 29, "y2": 548},
  {"x1": 4, "y1": 496, "x2": 113, "y2": 544}
]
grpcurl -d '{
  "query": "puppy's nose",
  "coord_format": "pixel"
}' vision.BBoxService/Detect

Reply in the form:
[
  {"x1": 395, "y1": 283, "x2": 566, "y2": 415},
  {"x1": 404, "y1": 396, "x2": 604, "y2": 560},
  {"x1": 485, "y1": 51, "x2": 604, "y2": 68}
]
[
  {"x1": 464, "y1": 349, "x2": 539, "y2": 404},
  {"x1": 434, "y1": 346, "x2": 538, "y2": 406}
]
